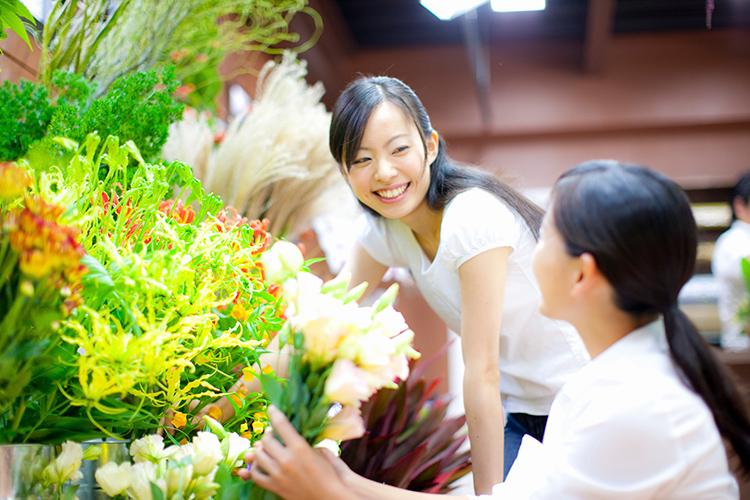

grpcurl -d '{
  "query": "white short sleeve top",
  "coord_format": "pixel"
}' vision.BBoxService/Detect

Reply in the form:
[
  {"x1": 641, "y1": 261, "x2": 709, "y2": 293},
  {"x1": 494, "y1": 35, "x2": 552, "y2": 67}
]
[
  {"x1": 356, "y1": 188, "x2": 589, "y2": 415},
  {"x1": 468, "y1": 319, "x2": 739, "y2": 499}
]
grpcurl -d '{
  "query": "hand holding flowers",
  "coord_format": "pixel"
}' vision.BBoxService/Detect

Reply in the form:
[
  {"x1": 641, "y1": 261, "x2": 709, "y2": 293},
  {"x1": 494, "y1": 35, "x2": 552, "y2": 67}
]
[{"x1": 247, "y1": 271, "x2": 419, "y2": 499}]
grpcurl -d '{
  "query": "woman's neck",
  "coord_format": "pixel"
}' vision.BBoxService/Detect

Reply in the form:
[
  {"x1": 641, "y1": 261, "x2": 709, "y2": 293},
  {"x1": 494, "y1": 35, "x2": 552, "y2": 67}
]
[
  {"x1": 402, "y1": 205, "x2": 443, "y2": 262},
  {"x1": 572, "y1": 305, "x2": 657, "y2": 359}
]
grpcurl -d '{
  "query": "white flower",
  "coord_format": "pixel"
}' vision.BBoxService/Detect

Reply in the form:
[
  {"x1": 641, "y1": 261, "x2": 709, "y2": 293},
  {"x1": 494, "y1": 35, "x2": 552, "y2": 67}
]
[
  {"x1": 314, "y1": 439, "x2": 341, "y2": 457},
  {"x1": 224, "y1": 433, "x2": 251, "y2": 467},
  {"x1": 43, "y1": 440, "x2": 83, "y2": 485},
  {"x1": 128, "y1": 461, "x2": 164, "y2": 500},
  {"x1": 192, "y1": 432, "x2": 223, "y2": 475},
  {"x1": 165, "y1": 462, "x2": 194, "y2": 494},
  {"x1": 372, "y1": 306, "x2": 409, "y2": 338},
  {"x1": 95, "y1": 462, "x2": 131, "y2": 497},
  {"x1": 274, "y1": 240, "x2": 304, "y2": 274},
  {"x1": 261, "y1": 240, "x2": 304, "y2": 285},
  {"x1": 129, "y1": 434, "x2": 165, "y2": 463}
]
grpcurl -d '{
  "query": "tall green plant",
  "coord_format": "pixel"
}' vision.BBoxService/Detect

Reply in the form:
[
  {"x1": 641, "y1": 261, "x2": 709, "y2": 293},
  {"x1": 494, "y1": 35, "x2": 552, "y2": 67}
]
[{"x1": 38, "y1": 0, "x2": 321, "y2": 109}]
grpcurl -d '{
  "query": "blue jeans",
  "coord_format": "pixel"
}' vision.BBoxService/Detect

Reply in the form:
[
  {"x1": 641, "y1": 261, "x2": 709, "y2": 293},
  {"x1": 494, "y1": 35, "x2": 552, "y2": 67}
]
[{"x1": 503, "y1": 413, "x2": 548, "y2": 479}]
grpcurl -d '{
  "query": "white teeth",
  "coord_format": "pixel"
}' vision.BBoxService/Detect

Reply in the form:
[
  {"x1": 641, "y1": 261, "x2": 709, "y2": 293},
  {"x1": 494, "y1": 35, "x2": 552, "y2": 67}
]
[{"x1": 376, "y1": 184, "x2": 407, "y2": 199}]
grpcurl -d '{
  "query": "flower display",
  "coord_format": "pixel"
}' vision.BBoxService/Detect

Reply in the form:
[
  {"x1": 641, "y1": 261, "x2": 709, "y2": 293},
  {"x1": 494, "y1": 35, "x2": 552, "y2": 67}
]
[{"x1": 95, "y1": 417, "x2": 251, "y2": 500}]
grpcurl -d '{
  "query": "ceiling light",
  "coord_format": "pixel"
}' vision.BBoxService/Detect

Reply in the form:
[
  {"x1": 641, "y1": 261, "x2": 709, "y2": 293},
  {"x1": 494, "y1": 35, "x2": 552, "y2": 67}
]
[
  {"x1": 490, "y1": 0, "x2": 546, "y2": 13},
  {"x1": 420, "y1": 0, "x2": 488, "y2": 21}
]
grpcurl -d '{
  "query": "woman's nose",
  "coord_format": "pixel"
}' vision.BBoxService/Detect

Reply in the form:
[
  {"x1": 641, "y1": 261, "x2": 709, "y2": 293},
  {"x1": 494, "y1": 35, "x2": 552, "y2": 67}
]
[{"x1": 374, "y1": 159, "x2": 397, "y2": 182}]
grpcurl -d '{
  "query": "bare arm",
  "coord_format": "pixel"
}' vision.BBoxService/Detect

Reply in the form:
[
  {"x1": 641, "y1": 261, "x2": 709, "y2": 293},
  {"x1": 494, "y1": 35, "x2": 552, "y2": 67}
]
[{"x1": 459, "y1": 246, "x2": 509, "y2": 494}]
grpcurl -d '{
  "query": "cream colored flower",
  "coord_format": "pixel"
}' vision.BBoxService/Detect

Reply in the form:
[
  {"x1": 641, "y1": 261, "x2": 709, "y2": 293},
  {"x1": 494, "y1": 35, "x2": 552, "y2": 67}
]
[
  {"x1": 371, "y1": 305, "x2": 409, "y2": 338},
  {"x1": 324, "y1": 358, "x2": 373, "y2": 407},
  {"x1": 192, "y1": 432, "x2": 223, "y2": 475},
  {"x1": 224, "y1": 433, "x2": 252, "y2": 467},
  {"x1": 43, "y1": 440, "x2": 83, "y2": 486},
  {"x1": 165, "y1": 462, "x2": 194, "y2": 494},
  {"x1": 320, "y1": 405, "x2": 365, "y2": 442},
  {"x1": 128, "y1": 461, "x2": 164, "y2": 500},
  {"x1": 129, "y1": 434, "x2": 166, "y2": 463},
  {"x1": 95, "y1": 462, "x2": 131, "y2": 497}
]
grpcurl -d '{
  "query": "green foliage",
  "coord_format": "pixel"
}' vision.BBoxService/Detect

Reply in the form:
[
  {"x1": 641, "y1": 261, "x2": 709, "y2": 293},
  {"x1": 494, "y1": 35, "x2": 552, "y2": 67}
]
[
  {"x1": 0, "y1": 67, "x2": 184, "y2": 163},
  {"x1": 0, "y1": 0, "x2": 35, "y2": 68},
  {"x1": 48, "y1": 66, "x2": 184, "y2": 160},
  {"x1": 0, "y1": 80, "x2": 54, "y2": 161}
]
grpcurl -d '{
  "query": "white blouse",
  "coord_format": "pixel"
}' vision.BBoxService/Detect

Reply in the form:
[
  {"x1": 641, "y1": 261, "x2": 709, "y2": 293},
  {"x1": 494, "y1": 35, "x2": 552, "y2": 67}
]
[
  {"x1": 469, "y1": 319, "x2": 739, "y2": 499},
  {"x1": 356, "y1": 188, "x2": 589, "y2": 415}
]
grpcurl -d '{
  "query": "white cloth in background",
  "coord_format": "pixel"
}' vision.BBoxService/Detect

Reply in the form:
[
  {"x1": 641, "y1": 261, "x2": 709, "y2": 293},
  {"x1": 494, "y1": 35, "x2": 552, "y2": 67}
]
[
  {"x1": 712, "y1": 220, "x2": 750, "y2": 350},
  {"x1": 356, "y1": 188, "x2": 589, "y2": 415},
  {"x1": 468, "y1": 319, "x2": 739, "y2": 500}
]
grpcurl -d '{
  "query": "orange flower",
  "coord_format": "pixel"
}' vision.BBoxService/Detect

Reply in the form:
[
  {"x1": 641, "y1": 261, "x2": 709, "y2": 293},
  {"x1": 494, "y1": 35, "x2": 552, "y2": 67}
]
[
  {"x1": 207, "y1": 406, "x2": 223, "y2": 421},
  {"x1": 171, "y1": 412, "x2": 187, "y2": 428},
  {"x1": 262, "y1": 365, "x2": 274, "y2": 375},
  {"x1": 231, "y1": 303, "x2": 250, "y2": 322},
  {"x1": 158, "y1": 199, "x2": 195, "y2": 224}
]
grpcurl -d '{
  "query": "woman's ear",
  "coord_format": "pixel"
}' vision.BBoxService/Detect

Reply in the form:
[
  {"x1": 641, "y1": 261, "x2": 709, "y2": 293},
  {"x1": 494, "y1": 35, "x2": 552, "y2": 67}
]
[
  {"x1": 426, "y1": 130, "x2": 439, "y2": 165},
  {"x1": 572, "y1": 253, "x2": 602, "y2": 296}
]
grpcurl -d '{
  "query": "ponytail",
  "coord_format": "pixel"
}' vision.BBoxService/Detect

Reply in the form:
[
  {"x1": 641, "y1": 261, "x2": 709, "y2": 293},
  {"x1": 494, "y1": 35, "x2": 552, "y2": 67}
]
[{"x1": 663, "y1": 305, "x2": 750, "y2": 474}]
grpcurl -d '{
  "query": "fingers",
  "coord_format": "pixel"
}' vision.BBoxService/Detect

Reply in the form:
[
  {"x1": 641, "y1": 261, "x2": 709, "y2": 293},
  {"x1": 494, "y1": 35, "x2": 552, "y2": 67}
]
[{"x1": 266, "y1": 405, "x2": 306, "y2": 448}]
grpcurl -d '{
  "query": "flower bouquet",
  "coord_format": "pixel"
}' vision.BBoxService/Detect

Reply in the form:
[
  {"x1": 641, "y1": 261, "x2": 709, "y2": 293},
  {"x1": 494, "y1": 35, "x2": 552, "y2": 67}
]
[
  {"x1": 247, "y1": 271, "x2": 420, "y2": 500},
  {"x1": 0, "y1": 161, "x2": 88, "y2": 443}
]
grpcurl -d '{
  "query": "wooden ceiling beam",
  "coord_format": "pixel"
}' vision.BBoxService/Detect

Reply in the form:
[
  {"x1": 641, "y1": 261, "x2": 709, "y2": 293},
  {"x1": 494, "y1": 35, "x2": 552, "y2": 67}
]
[{"x1": 583, "y1": 0, "x2": 617, "y2": 74}]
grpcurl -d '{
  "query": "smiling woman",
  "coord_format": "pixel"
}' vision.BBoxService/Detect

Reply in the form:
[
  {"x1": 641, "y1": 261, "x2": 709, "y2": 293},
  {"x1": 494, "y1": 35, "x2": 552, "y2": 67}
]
[{"x1": 320, "y1": 75, "x2": 590, "y2": 494}]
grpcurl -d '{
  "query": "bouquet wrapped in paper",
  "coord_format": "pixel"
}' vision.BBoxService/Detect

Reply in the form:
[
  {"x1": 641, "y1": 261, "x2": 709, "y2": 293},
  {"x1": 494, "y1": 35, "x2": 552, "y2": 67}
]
[{"x1": 250, "y1": 271, "x2": 420, "y2": 499}]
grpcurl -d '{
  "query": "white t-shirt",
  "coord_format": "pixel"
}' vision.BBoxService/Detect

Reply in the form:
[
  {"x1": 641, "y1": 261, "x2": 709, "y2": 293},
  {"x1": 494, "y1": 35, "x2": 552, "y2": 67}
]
[
  {"x1": 469, "y1": 319, "x2": 739, "y2": 500},
  {"x1": 712, "y1": 220, "x2": 750, "y2": 350},
  {"x1": 356, "y1": 188, "x2": 589, "y2": 415}
]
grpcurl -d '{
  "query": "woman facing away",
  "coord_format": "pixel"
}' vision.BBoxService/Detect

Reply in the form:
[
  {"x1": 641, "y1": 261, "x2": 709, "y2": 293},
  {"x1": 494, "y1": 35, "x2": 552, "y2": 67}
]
[
  {"x1": 240, "y1": 160, "x2": 750, "y2": 499},
  {"x1": 212, "y1": 75, "x2": 589, "y2": 493}
]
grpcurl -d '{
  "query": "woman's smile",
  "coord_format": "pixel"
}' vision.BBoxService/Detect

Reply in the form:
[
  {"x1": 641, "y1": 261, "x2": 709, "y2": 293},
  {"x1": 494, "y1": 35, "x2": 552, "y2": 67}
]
[{"x1": 374, "y1": 182, "x2": 410, "y2": 202}]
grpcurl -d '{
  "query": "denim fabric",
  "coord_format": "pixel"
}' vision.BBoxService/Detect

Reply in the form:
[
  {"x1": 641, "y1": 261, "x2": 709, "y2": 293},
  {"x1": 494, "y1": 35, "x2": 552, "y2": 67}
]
[{"x1": 503, "y1": 413, "x2": 548, "y2": 479}]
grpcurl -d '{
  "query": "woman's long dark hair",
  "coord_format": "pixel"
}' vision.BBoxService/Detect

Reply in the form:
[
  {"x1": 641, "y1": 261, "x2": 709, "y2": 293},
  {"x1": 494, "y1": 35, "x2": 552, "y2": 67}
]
[
  {"x1": 552, "y1": 159, "x2": 750, "y2": 474},
  {"x1": 330, "y1": 76, "x2": 543, "y2": 238}
]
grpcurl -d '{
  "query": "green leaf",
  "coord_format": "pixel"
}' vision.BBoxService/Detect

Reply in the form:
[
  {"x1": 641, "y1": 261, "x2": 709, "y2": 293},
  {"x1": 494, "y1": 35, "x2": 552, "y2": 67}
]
[
  {"x1": 0, "y1": 1, "x2": 33, "y2": 50},
  {"x1": 259, "y1": 372, "x2": 283, "y2": 409},
  {"x1": 80, "y1": 254, "x2": 115, "y2": 289},
  {"x1": 741, "y1": 257, "x2": 750, "y2": 290},
  {"x1": 149, "y1": 482, "x2": 164, "y2": 500},
  {"x1": 62, "y1": 484, "x2": 80, "y2": 500}
]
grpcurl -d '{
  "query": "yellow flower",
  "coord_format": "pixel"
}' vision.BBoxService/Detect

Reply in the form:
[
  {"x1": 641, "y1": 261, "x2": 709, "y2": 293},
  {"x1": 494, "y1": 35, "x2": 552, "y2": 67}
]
[
  {"x1": 207, "y1": 405, "x2": 223, "y2": 421},
  {"x1": 252, "y1": 420, "x2": 265, "y2": 434},
  {"x1": 0, "y1": 162, "x2": 32, "y2": 199},
  {"x1": 242, "y1": 367, "x2": 255, "y2": 382},
  {"x1": 231, "y1": 303, "x2": 250, "y2": 322},
  {"x1": 171, "y1": 412, "x2": 187, "y2": 428},
  {"x1": 262, "y1": 365, "x2": 274, "y2": 375}
]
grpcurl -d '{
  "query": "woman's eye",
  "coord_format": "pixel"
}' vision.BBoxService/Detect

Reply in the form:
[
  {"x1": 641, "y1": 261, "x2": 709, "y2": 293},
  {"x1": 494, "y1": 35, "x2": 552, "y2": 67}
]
[
  {"x1": 352, "y1": 157, "x2": 370, "y2": 166},
  {"x1": 394, "y1": 146, "x2": 409, "y2": 154}
]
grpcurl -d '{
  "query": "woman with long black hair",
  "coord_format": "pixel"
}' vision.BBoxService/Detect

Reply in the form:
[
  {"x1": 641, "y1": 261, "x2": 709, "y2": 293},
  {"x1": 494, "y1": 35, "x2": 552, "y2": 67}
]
[{"x1": 241, "y1": 160, "x2": 750, "y2": 499}]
